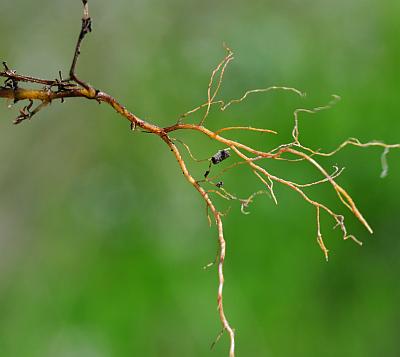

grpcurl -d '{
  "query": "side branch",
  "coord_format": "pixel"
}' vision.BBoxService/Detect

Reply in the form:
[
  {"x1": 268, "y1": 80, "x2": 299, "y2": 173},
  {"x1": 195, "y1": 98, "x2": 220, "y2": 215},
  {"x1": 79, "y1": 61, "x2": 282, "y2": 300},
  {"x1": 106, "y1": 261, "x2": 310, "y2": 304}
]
[{"x1": 69, "y1": 0, "x2": 93, "y2": 92}]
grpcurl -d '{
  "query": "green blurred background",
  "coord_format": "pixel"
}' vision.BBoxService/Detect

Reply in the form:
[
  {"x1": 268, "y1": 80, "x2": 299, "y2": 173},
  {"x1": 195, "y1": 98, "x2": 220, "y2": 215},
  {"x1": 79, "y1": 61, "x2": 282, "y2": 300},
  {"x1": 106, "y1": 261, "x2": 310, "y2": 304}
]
[{"x1": 0, "y1": 0, "x2": 399, "y2": 356}]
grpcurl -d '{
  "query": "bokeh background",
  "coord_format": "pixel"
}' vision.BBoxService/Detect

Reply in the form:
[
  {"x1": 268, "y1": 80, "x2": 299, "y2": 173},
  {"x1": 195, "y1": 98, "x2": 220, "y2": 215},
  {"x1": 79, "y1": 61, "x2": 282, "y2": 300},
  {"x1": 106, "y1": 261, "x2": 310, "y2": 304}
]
[{"x1": 0, "y1": 0, "x2": 399, "y2": 356}]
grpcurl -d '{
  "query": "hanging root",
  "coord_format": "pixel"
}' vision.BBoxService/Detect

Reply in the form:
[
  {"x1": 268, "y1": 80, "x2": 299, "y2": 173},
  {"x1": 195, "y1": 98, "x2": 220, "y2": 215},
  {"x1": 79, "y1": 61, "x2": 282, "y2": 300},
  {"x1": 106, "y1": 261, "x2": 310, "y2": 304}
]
[{"x1": 163, "y1": 48, "x2": 399, "y2": 354}]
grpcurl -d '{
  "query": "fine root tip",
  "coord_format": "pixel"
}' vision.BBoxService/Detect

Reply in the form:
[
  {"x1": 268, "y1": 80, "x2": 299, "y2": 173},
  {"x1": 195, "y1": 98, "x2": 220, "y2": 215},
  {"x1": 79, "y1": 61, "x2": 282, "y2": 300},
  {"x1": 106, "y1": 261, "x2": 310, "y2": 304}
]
[
  {"x1": 203, "y1": 262, "x2": 214, "y2": 270},
  {"x1": 345, "y1": 235, "x2": 364, "y2": 246}
]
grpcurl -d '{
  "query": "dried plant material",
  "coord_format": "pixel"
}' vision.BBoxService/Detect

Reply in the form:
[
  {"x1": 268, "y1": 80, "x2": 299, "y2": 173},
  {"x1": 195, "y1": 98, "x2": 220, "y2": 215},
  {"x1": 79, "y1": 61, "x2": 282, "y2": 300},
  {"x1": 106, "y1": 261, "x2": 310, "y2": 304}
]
[
  {"x1": 0, "y1": 2, "x2": 399, "y2": 356},
  {"x1": 211, "y1": 149, "x2": 231, "y2": 165}
]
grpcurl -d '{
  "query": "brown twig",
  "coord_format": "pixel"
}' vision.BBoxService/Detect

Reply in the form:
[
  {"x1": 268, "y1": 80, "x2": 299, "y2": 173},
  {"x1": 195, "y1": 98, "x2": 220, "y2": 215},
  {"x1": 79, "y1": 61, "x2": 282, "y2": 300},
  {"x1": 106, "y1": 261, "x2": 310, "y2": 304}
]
[{"x1": 69, "y1": 0, "x2": 95, "y2": 94}]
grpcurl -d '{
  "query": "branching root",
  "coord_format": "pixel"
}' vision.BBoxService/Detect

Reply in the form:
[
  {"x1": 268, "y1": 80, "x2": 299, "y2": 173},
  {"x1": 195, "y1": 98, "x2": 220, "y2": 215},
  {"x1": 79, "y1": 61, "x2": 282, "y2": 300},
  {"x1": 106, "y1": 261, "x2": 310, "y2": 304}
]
[{"x1": 1, "y1": 2, "x2": 399, "y2": 356}]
